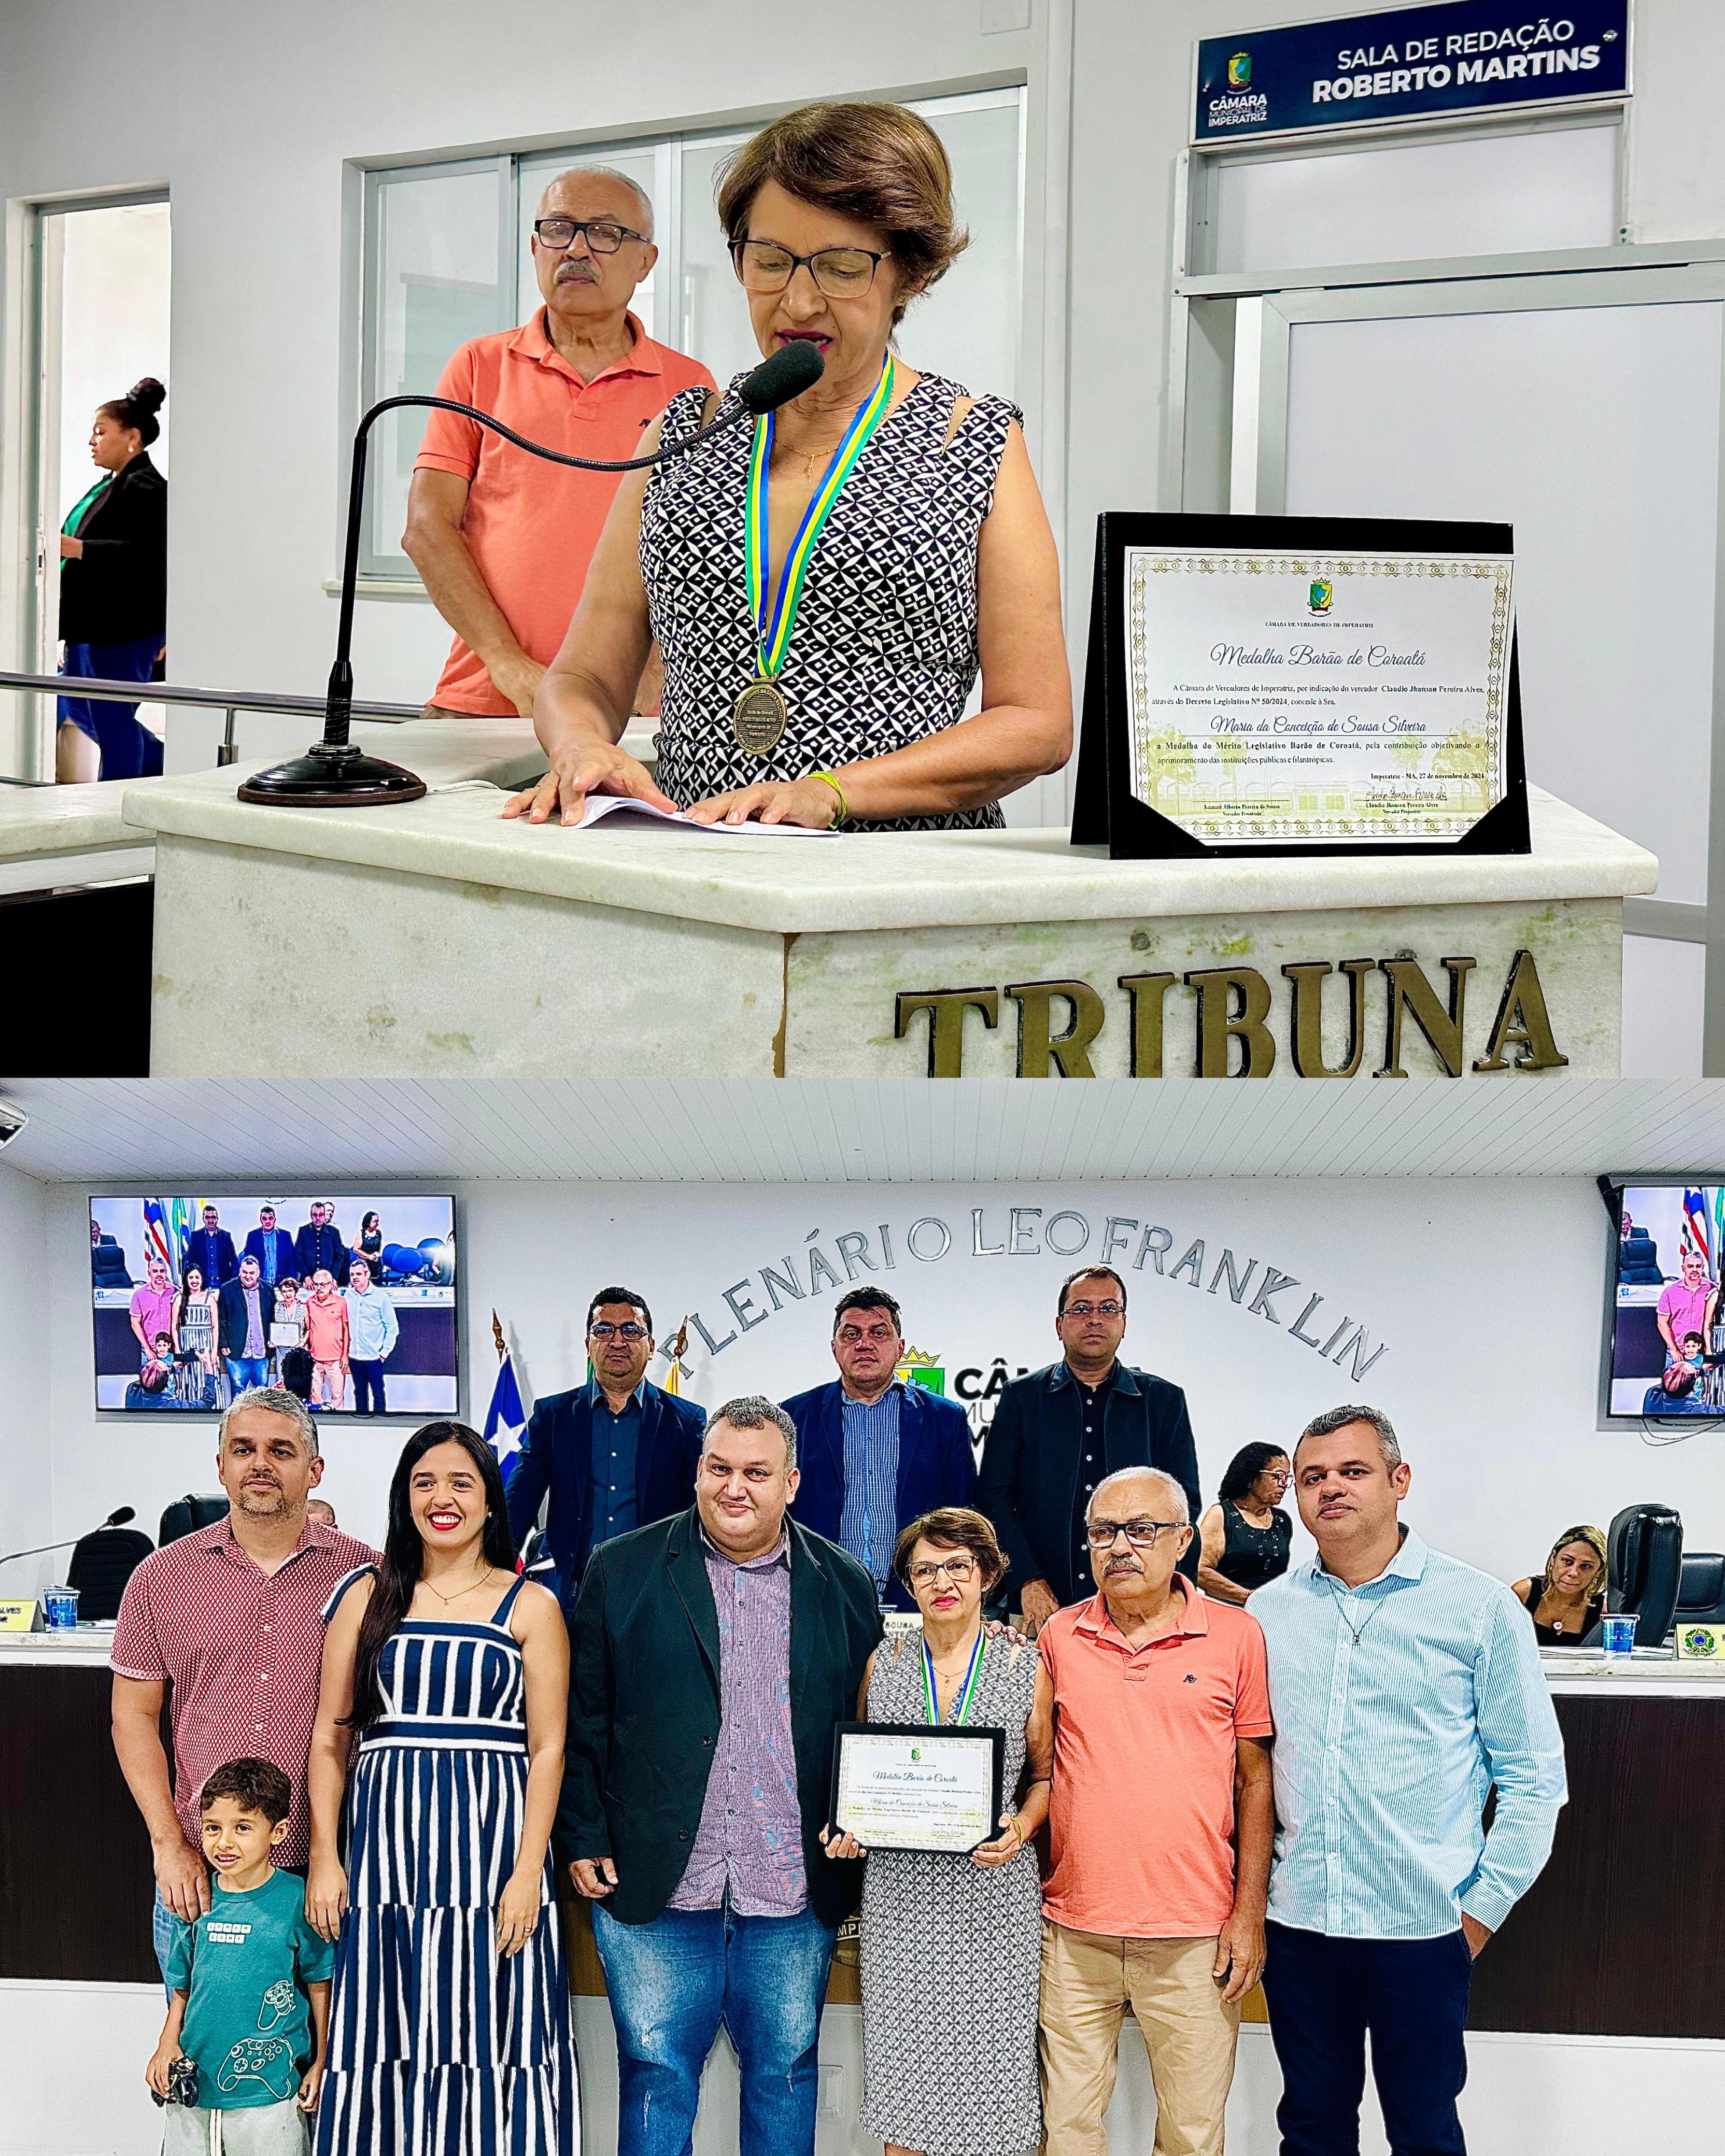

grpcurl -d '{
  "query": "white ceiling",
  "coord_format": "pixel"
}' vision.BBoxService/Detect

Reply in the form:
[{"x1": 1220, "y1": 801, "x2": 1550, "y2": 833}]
[{"x1": 2, "y1": 1077, "x2": 1723, "y2": 1183}]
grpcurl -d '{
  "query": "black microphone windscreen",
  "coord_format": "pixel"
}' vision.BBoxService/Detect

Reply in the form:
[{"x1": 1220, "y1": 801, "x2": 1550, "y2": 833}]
[
  {"x1": 108, "y1": 1506, "x2": 136, "y2": 1527},
  {"x1": 737, "y1": 341, "x2": 825, "y2": 414}
]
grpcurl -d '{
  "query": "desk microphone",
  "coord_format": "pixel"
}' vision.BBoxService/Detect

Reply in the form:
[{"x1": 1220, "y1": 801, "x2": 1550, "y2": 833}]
[
  {"x1": 0, "y1": 1505, "x2": 137, "y2": 1568},
  {"x1": 238, "y1": 340, "x2": 827, "y2": 810}
]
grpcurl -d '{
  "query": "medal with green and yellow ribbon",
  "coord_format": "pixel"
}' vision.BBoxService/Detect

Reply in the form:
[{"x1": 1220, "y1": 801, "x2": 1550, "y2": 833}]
[
  {"x1": 922, "y1": 1625, "x2": 985, "y2": 1727},
  {"x1": 733, "y1": 351, "x2": 896, "y2": 754}
]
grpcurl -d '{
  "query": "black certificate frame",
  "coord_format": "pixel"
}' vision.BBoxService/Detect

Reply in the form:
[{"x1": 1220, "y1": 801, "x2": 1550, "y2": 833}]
[
  {"x1": 1070, "y1": 512, "x2": 1531, "y2": 862},
  {"x1": 829, "y1": 1721, "x2": 1007, "y2": 1855}
]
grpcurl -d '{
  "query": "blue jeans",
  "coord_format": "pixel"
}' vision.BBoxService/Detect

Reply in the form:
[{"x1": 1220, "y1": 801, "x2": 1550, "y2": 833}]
[
  {"x1": 227, "y1": 1356, "x2": 270, "y2": 1394},
  {"x1": 58, "y1": 636, "x2": 164, "y2": 777},
  {"x1": 1262, "y1": 1921, "x2": 1472, "y2": 2155},
  {"x1": 593, "y1": 1901, "x2": 835, "y2": 2156}
]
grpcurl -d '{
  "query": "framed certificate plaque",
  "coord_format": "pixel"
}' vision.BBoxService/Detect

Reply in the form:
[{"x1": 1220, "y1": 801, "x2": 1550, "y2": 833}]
[
  {"x1": 829, "y1": 1722, "x2": 1006, "y2": 1854},
  {"x1": 1071, "y1": 513, "x2": 1530, "y2": 861}
]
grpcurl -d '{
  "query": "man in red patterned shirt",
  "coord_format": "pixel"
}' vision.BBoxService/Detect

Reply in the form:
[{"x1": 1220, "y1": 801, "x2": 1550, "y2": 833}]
[{"x1": 110, "y1": 1387, "x2": 376, "y2": 1980}]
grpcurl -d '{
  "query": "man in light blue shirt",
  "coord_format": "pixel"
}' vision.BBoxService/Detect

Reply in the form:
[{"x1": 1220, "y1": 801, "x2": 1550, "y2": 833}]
[
  {"x1": 343, "y1": 1259, "x2": 399, "y2": 1416},
  {"x1": 1250, "y1": 1403, "x2": 1565, "y2": 2156}
]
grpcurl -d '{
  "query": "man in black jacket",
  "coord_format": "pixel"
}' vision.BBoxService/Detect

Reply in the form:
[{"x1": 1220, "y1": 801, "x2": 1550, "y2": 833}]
[
  {"x1": 558, "y1": 1394, "x2": 881, "y2": 2156},
  {"x1": 977, "y1": 1266, "x2": 1201, "y2": 1629},
  {"x1": 291, "y1": 1201, "x2": 349, "y2": 1288}
]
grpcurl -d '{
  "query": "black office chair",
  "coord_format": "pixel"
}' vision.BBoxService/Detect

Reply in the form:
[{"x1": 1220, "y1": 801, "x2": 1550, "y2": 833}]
[
  {"x1": 65, "y1": 1526, "x2": 155, "y2": 1621},
  {"x1": 158, "y1": 1493, "x2": 230, "y2": 1547},
  {"x1": 1618, "y1": 1228, "x2": 1665, "y2": 1287},
  {"x1": 1581, "y1": 1503, "x2": 1685, "y2": 1649},
  {"x1": 90, "y1": 1236, "x2": 134, "y2": 1288},
  {"x1": 1672, "y1": 1551, "x2": 1725, "y2": 1628}
]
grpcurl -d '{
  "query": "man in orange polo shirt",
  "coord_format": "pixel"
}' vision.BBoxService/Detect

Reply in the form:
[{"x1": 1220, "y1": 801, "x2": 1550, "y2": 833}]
[
  {"x1": 404, "y1": 166, "x2": 714, "y2": 720},
  {"x1": 1037, "y1": 1465, "x2": 1274, "y2": 2156}
]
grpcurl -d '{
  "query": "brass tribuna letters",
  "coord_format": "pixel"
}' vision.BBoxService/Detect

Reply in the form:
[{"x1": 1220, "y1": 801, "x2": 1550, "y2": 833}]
[{"x1": 893, "y1": 949, "x2": 1570, "y2": 1080}]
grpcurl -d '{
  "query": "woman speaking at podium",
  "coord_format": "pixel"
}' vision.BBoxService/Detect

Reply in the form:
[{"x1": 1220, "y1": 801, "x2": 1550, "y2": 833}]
[{"x1": 506, "y1": 101, "x2": 1071, "y2": 832}]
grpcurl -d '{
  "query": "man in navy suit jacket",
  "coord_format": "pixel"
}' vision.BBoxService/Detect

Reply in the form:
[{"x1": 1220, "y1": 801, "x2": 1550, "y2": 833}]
[
  {"x1": 782, "y1": 1288, "x2": 977, "y2": 1611},
  {"x1": 504, "y1": 1286, "x2": 706, "y2": 1615},
  {"x1": 292, "y1": 1201, "x2": 349, "y2": 1288},
  {"x1": 241, "y1": 1204, "x2": 297, "y2": 1288},
  {"x1": 182, "y1": 1204, "x2": 237, "y2": 1286}
]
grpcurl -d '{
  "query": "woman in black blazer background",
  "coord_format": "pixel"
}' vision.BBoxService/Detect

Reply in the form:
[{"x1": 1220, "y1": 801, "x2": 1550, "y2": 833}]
[{"x1": 56, "y1": 376, "x2": 167, "y2": 781}]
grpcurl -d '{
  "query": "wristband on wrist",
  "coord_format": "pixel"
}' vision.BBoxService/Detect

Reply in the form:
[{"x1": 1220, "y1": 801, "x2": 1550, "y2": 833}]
[{"x1": 810, "y1": 769, "x2": 849, "y2": 824}]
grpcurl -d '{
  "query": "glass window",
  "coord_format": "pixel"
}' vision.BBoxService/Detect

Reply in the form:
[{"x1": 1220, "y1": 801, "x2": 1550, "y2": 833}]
[
  {"x1": 363, "y1": 160, "x2": 508, "y2": 573},
  {"x1": 356, "y1": 92, "x2": 1025, "y2": 578}
]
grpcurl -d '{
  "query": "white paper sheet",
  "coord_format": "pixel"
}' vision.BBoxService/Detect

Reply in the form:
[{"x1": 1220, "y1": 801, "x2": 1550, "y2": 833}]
[{"x1": 565, "y1": 795, "x2": 837, "y2": 836}]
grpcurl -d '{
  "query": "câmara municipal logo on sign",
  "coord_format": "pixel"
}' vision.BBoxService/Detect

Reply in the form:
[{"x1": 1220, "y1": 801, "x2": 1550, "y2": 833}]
[
  {"x1": 1308, "y1": 577, "x2": 1334, "y2": 613},
  {"x1": 1227, "y1": 50, "x2": 1252, "y2": 87}
]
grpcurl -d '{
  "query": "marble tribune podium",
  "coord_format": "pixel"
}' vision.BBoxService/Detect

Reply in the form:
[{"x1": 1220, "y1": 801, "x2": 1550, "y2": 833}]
[{"x1": 117, "y1": 720, "x2": 1657, "y2": 1079}]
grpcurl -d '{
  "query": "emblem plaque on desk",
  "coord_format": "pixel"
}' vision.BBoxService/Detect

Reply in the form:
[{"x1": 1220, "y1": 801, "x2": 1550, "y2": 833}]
[
  {"x1": 1071, "y1": 514, "x2": 1531, "y2": 860},
  {"x1": 830, "y1": 1722, "x2": 1005, "y2": 1853}
]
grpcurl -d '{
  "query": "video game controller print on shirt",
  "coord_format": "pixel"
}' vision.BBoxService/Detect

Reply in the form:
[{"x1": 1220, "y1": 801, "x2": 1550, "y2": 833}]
[{"x1": 216, "y1": 2036, "x2": 297, "y2": 2100}]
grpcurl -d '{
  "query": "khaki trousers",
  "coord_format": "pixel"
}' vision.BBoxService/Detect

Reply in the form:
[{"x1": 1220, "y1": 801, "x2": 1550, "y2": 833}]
[{"x1": 1040, "y1": 1920, "x2": 1240, "y2": 2156}]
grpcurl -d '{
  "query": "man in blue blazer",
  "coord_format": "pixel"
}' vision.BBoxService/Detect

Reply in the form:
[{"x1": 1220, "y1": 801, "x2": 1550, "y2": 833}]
[
  {"x1": 182, "y1": 1203, "x2": 237, "y2": 1286},
  {"x1": 782, "y1": 1288, "x2": 977, "y2": 1610},
  {"x1": 505, "y1": 1285, "x2": 706, "y2": 1615},
  {"x1": 292, "y1": 1200, "x2": 349, "y2": 1288},
  {"x1": 241, "y1": 1203, "x2": 296, "y2": 1289}
]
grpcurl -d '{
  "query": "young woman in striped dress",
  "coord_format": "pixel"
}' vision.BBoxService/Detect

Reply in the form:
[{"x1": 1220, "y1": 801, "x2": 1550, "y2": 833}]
[{"x1": 305, "y1": 1422, "x2": 576, "y2": 2156}]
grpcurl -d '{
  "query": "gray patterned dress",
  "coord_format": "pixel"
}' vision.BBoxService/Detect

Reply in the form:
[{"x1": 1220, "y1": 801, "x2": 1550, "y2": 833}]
[
  {"x1": 639, "y1": 370, "x2": 1020, "y2": 831},
  {"x1": 857, "y1": 1628, "x2": 1042, "y2": 2156}
]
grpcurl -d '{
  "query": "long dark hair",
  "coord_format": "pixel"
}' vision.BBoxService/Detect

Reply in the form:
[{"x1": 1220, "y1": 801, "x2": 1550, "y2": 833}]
[
  {"x1": 1218, "y1": 1441, "x2": 1290, "y2": 1505},
  {"x1": 344, "y1": 1420, "x2": 517, "y2": 1732}
]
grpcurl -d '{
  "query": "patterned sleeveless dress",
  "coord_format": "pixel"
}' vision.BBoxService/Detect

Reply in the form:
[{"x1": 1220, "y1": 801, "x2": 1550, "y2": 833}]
[
  {"x1": 857, "y1": 1628, "x2": 1042, "y2": 2156},
  {"x1": 316, "y1": 1570, "x2": 576, "y2": 2156},
  {"x1": 640, "y1": 368, "x2": 1021, "y2": 831}
]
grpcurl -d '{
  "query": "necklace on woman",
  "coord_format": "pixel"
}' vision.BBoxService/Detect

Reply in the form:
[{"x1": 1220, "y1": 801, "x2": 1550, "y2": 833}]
[
  {"x1": 922, "y1": 1627, "x2": 985, "y2": 1726},
  {"x1": 420, "y1": 1558, "x2": 495, "y2": 1607}
]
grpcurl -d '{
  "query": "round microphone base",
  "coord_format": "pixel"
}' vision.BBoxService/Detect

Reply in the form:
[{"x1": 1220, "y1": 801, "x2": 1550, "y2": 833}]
[{"x1": 236, "y1": 742, "x2": 428, "y2": 809}]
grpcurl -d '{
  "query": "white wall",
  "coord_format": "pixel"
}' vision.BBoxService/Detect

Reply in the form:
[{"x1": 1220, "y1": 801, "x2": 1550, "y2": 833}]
[
  {"x1": 7, "y1": 1, "x2": 1724, "y2": 777},
  {"x1": 0, "y1": 1164, "x2": 52, "y2": 1582},
  {"x1": 22, "y1": 1171, "x2": 1725, "y2": 1578}
]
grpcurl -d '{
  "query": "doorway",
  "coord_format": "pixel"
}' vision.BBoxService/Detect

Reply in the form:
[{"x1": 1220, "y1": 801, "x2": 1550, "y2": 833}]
[{"x1": 26, "y1": 195, "x2": 171, "y2": 780}]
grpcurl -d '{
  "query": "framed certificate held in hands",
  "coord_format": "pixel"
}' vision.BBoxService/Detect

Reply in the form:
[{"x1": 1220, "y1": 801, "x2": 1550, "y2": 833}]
[
  {"x1": 830, "y1": 1722, "x2": 1006, "y2": 1854},
  {"x1": 1071, "y1": 513, "x2": 1530, "y2": 861}
]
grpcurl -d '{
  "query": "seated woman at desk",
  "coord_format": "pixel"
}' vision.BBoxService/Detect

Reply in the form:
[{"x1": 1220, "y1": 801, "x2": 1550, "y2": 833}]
[
  {"x1": 507, "y1": 100, "x2": 1070, "y2": 833},
  {"x1": 1512, "y1": 1524, "x2": 1608, "y2": 1646}
]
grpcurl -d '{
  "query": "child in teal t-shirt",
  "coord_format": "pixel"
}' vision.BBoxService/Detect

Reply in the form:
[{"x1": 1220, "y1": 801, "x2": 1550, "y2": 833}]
[{"x1": 147, "y1": 1758, "x2": 333, "y2": 2156}]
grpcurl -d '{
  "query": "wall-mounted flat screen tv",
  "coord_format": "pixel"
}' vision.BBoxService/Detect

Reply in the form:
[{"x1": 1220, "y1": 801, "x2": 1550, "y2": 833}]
[
  {"x1": 90, "y1": 1194, "x2": 457, "y2": 1416},
  {"x1": 1606, "y1": 1181, "x2": 1725, "y2": 1420}
]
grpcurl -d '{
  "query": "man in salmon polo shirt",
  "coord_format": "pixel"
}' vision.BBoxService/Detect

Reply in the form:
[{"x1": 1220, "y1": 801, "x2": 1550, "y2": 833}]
[
  {"x1": 404, "y1": 167, "x2": 714, "y2": 724},
  {"x1": 1037, "y1": 1465, "x2": 1275, "y2": 2156}
]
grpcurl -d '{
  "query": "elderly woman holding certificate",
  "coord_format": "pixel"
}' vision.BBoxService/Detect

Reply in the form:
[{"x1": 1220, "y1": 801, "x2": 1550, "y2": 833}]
[
  {"x1": 823, "y1": 1507, "x2": 1052, "y2": 2156},
  {"x1": 505, "y1": 101, "x2": 1071, "y2": 832}
]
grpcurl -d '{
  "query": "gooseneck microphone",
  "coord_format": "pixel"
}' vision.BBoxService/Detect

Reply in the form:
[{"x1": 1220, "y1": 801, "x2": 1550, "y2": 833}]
[
  {"x1": 0, "y1": 1505, "x2": 137, "y2": 1569},
  {"x1": 237, "y1": 340, "x2": 827, "y2": 809}
]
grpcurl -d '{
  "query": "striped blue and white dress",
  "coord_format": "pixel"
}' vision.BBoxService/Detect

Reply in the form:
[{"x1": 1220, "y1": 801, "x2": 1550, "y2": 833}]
[{"x1": 315, "y1": 1570, "x2": 577, "y2": 2156}]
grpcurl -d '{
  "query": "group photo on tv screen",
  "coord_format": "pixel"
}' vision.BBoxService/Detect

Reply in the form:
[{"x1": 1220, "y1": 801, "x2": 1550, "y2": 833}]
[
  {"x1": 90, "y1": 1193, "x2": 457, "y2": 1415},
  {"x1": 1611, "y1": 1184, "x2": 1725, "y2": 1418}
]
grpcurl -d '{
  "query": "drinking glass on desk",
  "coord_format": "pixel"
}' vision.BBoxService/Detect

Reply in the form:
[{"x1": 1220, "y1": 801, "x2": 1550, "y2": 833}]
[
  {"x1": 1600, "y1": 1612, "x2": 1637, "y2": 1662},
  {"x1": 40, "y1": 1586, "x2": 79, "y2": 1631}
]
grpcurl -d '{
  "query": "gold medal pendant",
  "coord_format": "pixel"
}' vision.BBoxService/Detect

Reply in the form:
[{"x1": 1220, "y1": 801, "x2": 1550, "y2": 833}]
[{"x1": 732, "y1": 677, "x2": 788, "y2": 755}]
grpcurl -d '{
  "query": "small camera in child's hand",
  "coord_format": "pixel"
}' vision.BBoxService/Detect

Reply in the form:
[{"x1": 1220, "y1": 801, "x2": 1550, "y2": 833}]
[{"x1": 152, "y1": 2056, "x2": 201, "y2": 2108}]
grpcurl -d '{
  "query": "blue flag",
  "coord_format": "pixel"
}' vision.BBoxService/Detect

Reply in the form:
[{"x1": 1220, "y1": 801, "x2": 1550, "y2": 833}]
[{"x1": 484, "y1": 1347, "x2": 527, "y2": 1481}]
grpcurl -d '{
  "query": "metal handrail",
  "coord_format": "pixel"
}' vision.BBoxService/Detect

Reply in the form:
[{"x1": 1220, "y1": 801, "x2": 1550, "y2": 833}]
[{"x1": 0, "y1": 668, "x2": 426, "y2": 787}]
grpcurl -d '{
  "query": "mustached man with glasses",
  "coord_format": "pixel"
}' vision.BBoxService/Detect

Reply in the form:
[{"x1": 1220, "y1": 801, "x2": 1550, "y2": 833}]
[
  {"x1": 1037, "y1": 1468, "x2": 1274, "y2": 2156},
  {"x1": 503, "y1": 1286, "x2": 706, "y2": 1617},
  {"x1": 782, "y1": 1288, "x2": 977, "y2": 1610},
  {"x1": 977, "y1": 1267, "x2": 1203, "y2": 1635},
  {"x1": 406, "y1": 167, "x2": 714, "y2": 726}
]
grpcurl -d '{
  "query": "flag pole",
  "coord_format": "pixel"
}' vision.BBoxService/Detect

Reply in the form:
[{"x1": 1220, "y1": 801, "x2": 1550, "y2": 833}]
[{"x1": 492, "y1": 1309, "x2": 506, "y2": 1362}]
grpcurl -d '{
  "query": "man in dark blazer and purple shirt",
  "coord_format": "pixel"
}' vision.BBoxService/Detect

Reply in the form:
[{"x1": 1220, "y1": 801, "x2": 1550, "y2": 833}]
[
  {"x1": 977, "y1": 1265, "x2": 1201, "y2": 1629},
  {"x1": 505, "y1": 1285, "x2": 706, "y2": 1615},
  {"x1": 782, "y1": 1288, "x2": 977, "y2": 1610}
]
